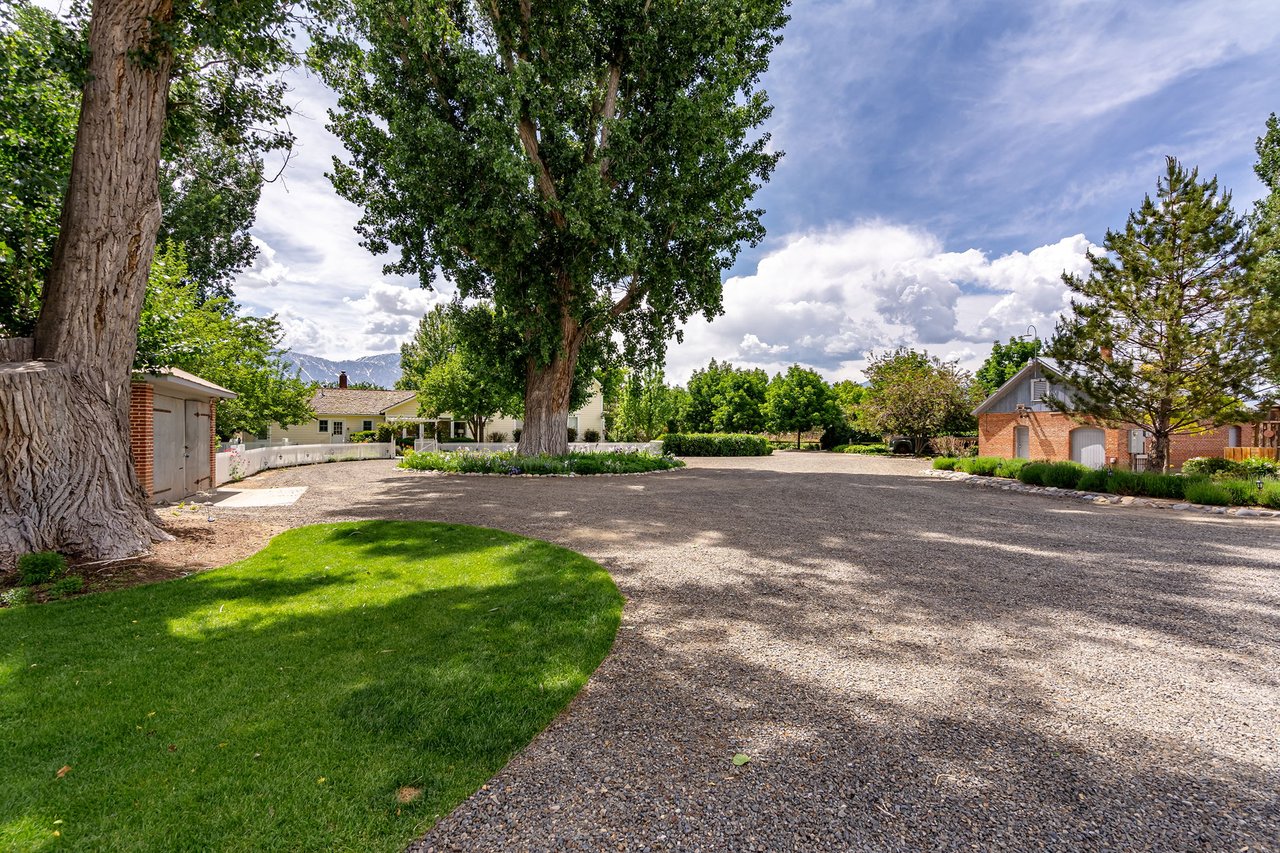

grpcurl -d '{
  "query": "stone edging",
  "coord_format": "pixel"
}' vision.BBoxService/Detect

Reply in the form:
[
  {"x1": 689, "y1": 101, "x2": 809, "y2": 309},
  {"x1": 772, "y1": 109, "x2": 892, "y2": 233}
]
[
  {"x1": 394, "y1": 466, "x2": 684, "y2": 478},
  {"x1": 924, "y1": 469, "x2": 1280, "y2": 518}
]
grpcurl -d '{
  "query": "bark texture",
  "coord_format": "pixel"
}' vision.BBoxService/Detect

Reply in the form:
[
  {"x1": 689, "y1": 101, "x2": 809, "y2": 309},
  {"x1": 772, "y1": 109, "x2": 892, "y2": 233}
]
[
  {"x1": 517, "y1": 353, "x2": 578, "y2": 457},
  {"x1": 0, "y1": 0, "x2": 174, "y2": 565}
]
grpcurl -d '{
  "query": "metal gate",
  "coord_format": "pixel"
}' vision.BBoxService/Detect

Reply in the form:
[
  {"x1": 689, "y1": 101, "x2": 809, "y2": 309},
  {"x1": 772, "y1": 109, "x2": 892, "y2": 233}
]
[{"x1": 1070, "y1": 427, "x2": 1106, "y2": 469}]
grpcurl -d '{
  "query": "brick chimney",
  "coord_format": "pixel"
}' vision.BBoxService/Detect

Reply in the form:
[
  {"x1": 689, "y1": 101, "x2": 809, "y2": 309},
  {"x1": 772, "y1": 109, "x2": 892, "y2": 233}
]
[{"x1": 338, "y1": 371, "x2": 348, "y2": 389}]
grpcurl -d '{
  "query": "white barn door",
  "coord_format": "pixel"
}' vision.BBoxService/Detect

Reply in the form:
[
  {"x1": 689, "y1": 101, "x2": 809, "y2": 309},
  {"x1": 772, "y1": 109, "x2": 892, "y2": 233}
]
[
  {"x1": 1070, "y1": 427, "x2": 1106, "y2": 469},
  {"x1": 1015, "y1": 426, "x2": 1030, "y2": 459}
]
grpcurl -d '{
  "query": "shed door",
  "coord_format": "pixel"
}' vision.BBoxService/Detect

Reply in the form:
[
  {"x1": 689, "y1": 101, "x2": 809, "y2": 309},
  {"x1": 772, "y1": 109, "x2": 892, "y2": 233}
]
[
  {"x1": 152, "y1": 395, "x2": 184, "y2": 498},
  {"x1": 1070, "y1": 427, "x2": 1106, "y2": 469},
  {"x1": 184, "y1": 399, "x2": 210, "y2": 496},
  {"x1": 1014, "y1": 426, "x2": 1030, "y2": 459}
]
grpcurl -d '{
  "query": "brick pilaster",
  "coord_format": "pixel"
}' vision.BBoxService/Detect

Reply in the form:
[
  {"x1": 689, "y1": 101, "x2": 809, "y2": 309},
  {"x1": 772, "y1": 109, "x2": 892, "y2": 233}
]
[
  {"x1": 129, "y1": 382, "x2": 154, "y2": 497},
  {"x1": 209, "y1": 398, "x2": 218, "y2": 489}
]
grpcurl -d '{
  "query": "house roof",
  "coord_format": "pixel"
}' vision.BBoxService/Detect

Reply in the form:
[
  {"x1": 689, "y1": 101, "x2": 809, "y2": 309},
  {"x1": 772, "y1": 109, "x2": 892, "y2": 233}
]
[
  {"x1": 309, "y1": 388, "x2": 418, "y2": 415},
  {"x1": 134, "y1": 367, "x2": 237, "y2": 400},
  {"x1": 971, "y1": 357, "x2": 1067, "y2": 416}
]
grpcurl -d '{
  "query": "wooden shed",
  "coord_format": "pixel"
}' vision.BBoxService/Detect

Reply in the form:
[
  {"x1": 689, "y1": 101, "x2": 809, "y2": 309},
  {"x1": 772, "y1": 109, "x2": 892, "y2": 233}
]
[{"x1": 130, "y1": 368, "x2": 235, "y2": 503}]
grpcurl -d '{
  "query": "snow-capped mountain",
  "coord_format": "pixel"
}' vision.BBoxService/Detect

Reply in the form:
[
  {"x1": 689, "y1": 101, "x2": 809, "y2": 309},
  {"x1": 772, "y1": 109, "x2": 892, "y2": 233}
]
[{"x1": 283, "y1": 352, "x2": 402, "y2": 388}]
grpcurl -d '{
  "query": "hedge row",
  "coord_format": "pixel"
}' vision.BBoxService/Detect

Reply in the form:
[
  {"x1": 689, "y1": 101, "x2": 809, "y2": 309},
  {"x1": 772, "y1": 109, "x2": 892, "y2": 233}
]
[{"x1": 660, "y1": 433, "x2": 773, "y2": 457}]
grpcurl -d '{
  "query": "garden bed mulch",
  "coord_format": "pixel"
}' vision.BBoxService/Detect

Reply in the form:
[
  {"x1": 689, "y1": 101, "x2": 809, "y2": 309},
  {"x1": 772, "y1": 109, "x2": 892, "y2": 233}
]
[{"x1": 926, "y1": 468, "x2": 1280, "y2": 518}]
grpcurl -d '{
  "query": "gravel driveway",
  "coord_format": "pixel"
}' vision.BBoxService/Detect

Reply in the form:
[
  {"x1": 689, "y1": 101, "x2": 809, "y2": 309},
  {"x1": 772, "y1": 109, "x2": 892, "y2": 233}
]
[{"x1": 215, "y1": 453, "x2": 1280, "y2": 852}]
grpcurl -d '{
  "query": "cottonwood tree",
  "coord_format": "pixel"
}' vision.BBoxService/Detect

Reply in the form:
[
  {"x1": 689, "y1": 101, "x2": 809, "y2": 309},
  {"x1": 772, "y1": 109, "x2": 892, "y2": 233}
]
[
  {"x1": 312, "y1": 0, "x2": 787, "y2": 455},
  {"x1": 974, "y1": 337, "x2": 1039, "y2": 396},
  {"x1": 858, "y1": 348, "x2": 980, "y2": 454},
  {"x1": 685, "y1": 359, "x2": 770, "y2": 434},
  {"x1": 0, "y1": 0, "x2": 295, "y2": 563},
  {"x1": 1047, "y1": 158, "x2": 1274, "y2": 472}
]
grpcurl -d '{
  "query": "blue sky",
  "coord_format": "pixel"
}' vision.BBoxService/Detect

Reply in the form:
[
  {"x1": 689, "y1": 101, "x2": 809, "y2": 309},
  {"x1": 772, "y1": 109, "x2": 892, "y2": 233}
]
[{"x1": 55, "y1": 0, "x2": 1280, "y2": 382}]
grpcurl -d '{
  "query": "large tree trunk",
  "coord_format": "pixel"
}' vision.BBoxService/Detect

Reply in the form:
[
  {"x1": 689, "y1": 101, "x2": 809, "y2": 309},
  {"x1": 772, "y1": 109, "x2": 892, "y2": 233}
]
[
  {"x1": 0, "y1": 0, "x2": 174, "y2": 566},
  {"x1": 517, "y1": 348, "x2": 580, "y2": 457}
]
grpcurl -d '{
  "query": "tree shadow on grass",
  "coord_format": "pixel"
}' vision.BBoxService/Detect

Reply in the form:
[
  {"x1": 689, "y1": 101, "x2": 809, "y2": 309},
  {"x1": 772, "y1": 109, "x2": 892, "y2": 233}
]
[{"x1": 0, "y1": 520, "x2": 621, "y2": 853}]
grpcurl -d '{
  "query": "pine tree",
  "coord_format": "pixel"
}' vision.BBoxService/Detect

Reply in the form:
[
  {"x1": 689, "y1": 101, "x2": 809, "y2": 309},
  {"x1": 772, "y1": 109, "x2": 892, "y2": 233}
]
[{"x1": 1047, "y1": 157, "x2": 1273, "y2": 472}]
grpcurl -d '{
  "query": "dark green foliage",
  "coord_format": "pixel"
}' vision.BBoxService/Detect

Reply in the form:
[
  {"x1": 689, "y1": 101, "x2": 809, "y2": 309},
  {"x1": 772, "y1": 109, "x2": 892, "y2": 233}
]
[
  {"x1": 932, "y1": 457, "x2": 958, "y2": 470},
  {"x1": 1102, "y1": 470, "x2": 1188, "y2": 500},
  {"x1": 513, "y1": 428, "x2": 523, "y2": 442},
  {"x1": 1237, "y1": 456, "x2": 1280, "y2": 478},
  {"x1": 582, "y1": 429, "x2": 600, "y2": 443},
  {"x1": 975, "y1": 338, "x2": 1039, "y2": 396},
  {"x1": 955, "y1": 456, "x2": 1002, "y2": 476},
  {"x1": 1259, "y1": 481, "x2": 1280, "y2": 509},
  {"x1": 347, "y1": 430, "x2": 376, "y2": 443},
  {"x1": 1181, "y1": 456, "x2": 1245, "y2": 477},
  {"x1": 1042, "y1": 462, "x2": 1089, "y2": 489},
  {"x1": 833, "y1": 443, "x2": 888, "y2": 454},
  {"x1": 994, "y1": 458, "x2": 1027, "y2": 479},
  {"x1": 1219, "y1": 479, "x2": 1261, "y2": 506},
  {"x1": 859, "y1": 348, "x2": 982, "y2": 454},
  {"x1": 487, "y1": 431, "x2": 508, "y2": 443},
  {"x1": 685, "y1": 360, "x2": 770, "y2": 434},
  {"x1": 766, "y1": 364, "x2": 842, "y2": 448},
  {"x1": 17, "y1": 551, "x2": 67, "y2": 586},
  {"x1": 45, "y1": 575, "x2": 83, "y2": 599},
  {"x1": 567, "y1": 427, "x2": 578, "y2": 443},
  {"x1": 1075, "y1": 469, "x2": 1109, "y2": 492},
  {"x1": 399, "y1": 450, "x2": 683, "y2": 475},
  {"x1": 661, "y1": 433, "x2": 772, "y2": 457},
  {"x1": 1047, "y1": 157, "x2": 1275, "y2": 472},
  {"x1": 1017, "y1": 462, "x2": 1050, "y2": 486},
  {"x1": 1184, "y1": 480, "x2": 1231, "y2": 506}
]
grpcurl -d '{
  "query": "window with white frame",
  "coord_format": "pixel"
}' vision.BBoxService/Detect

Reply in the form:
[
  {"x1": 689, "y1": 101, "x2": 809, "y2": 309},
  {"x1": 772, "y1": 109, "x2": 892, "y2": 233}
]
[
  {"x1": 363, "y1": 420, "x2": 373, "y2": 432},
  {"x1": 319, "y1": 419, "x2": 328, "y2": 433}
]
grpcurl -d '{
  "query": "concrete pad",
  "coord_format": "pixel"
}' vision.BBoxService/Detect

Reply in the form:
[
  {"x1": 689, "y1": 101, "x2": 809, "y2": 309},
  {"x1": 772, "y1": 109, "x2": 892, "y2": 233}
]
[{"x1": 213, "y1": 487, "x2": 307, "y2": 508}]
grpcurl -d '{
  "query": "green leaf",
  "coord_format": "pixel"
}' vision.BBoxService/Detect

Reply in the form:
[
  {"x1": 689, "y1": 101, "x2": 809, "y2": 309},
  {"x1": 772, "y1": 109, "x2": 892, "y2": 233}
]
[{"x1": 732, "y1": 753, "x2": 750, "y2": 766}]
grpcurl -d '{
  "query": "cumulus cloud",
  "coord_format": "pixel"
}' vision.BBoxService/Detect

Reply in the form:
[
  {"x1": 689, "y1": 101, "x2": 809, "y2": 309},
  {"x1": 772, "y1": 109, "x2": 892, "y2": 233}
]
[{"x1": 666, "y1": 223, "x2": 1097, "y2": 383}]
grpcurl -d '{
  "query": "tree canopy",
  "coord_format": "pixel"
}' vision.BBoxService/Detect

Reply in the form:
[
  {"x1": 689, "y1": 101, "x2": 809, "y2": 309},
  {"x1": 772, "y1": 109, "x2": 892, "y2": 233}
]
[
  {"x1": 974, "y1": 337, "x2": 1039, "y2": 396},
  {"x1": 1046, "y1": 157, "x2": 1274, "y2": 471},
  {"x1": 765, "y1": 364, "x2": 841, "y2": 448},
  {"x1": 858, "y1": 348, "x2": 980, "y2": 453},
  {"x1": 312, "y1": 0, "x2": 788, "y2": 454},
  {"x1": 137, "y1": 243, "x2": 315, "y2": 438},
  {"x1": 612, "y1": 366, "x2": 685, "y2": 441},
  {"x1": 685, "y1": 359, "x2": 770, "y2": 434}
]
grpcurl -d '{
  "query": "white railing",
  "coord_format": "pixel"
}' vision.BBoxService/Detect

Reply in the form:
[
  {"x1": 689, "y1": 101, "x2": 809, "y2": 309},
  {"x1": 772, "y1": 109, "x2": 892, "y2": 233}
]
[
  {"x1": 216, "y1": 442, "x2": 396, "y2": 485},
  {"x1": 412, "y1": 440, "x2": 663, "y2": 455}
]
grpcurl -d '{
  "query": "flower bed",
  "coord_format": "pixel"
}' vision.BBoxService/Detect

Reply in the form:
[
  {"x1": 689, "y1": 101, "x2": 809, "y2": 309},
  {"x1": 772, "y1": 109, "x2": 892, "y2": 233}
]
[{"x1": 399, "y1": 449, "x2": 685, "y2": 475}]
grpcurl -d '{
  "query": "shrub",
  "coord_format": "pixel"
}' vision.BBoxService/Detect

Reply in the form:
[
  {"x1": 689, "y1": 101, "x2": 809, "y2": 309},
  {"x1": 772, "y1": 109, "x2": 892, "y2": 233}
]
[
  {"x1": 399, "y1": 449, "x2": 684, "y2": 475},
  {"x1": 442, "y1": 435, "x2": 475, "y2": 443},
  {"x1": 932, "y1": 457, "x2": 958, "y2": 471},
  {"x1": 840, "y1": 443, "x2": 889, "y2": 454},
  {"x1": 1042, "y1": 461, "x2": 1088, "y2": 489},
  {"x1": 1018, "y1": 462, "x2": 1050, "y2": 486},
  {"x1": 512, "y1": 428, "x2": 522, "y2": 442},
  {"x1": 582, "y1": 429, "x2": 601, "y2": 443},
  {"x1": 567, "y1": 427, "x2": 578, "y2": 442},
  {"x1": 1184, "y1": 480, "x2": 1231, "y2": 506},
  {"x1": 660, "y1": 433, "x2": 772, "y2": 457},
  {"x1": 18, "y1": 552, "x2": 68, "y2": 586},
  {"x1": 1, "y1": 587, "x2": 32, "y2": 607},
  {"x1": 46, "y1": 575, "x2": 85, "y2": 600},
  {"x1": 347, "y1": 430, "x2": 376, "y2": 443},
  {"x1": 1075, "y1": 469, "x2": 1110, "y2": 492},
  {"x1": 486, "y1": 431, "x2": 508, "y2": 443},
  {"x1": 1181, "y1": 456, "x2": 1244, "y2": 477},
  {"x1": 374, "y1": 422, "x2": 399, "y2": 443},
  {"x1": 994, "y1": 458, "x2": 1028, "y2": 479},
  {"x1": 955, "y1": 456, "x2": 1002, "y2": 476},
  {"x1": 1238, "y1": 456, "x2": 1279, "y2": 479},
  {"x1": 1219, "y1": 479, "x2": 1260, "y2": 506},
  {"x1": 931, "y1": 436, "x2": 979, "y2": 458},
  {"x1": 1259, "y1": 480, "x2": 1280, "y2": 509}
]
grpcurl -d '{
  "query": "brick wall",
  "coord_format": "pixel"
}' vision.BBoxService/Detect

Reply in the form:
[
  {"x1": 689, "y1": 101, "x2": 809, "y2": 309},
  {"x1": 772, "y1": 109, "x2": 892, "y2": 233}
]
[
  {"x1": 978, "y1": 411, "x2": 1135, "y2": 468},
  {"x1": 1167, "y1": 425, "x2": 1240, "y2": 470},
  {"x1": 209, "y1": 399, "x2": 218, "y2": 489},
  {"x1": 129, "y1": 382, "x2": 154, "y2": 497}
]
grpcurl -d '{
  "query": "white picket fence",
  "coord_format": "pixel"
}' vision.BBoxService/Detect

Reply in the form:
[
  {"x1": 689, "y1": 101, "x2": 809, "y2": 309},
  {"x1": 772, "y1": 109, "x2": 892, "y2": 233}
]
[
  {"x1": 412, "y1": 440, "x2": 663, "y2": 455},
  {"x1": 216, "y1": 442, "x2": 396, "y2": 485}
]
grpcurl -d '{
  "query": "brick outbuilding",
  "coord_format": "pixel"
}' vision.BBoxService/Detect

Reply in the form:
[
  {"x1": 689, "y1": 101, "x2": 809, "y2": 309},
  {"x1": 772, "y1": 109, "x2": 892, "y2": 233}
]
[
  {"x1": 973, "y1": 359, "x2": 1248, "y2": 471},
  {"x1": 129, "y1": 368, "x2": 235, "y2": 502}
]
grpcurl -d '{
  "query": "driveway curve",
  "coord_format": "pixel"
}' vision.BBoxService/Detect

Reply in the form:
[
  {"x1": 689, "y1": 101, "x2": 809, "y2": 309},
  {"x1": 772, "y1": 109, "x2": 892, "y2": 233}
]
[{"x1": 214, "y1": 453, "x2": 1280, "y2": 852}]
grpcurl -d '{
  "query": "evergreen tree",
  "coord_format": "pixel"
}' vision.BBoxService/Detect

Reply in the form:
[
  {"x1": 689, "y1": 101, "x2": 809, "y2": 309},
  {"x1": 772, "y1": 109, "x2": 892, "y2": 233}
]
[{"x1": 1046, "y1": 157, "x2": 1273, "y2": 472}]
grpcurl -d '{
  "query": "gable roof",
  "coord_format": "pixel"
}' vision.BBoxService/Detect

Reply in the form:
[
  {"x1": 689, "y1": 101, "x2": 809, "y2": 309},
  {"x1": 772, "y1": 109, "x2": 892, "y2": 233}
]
[
  {"x1": 972, "y1": 357, "x2": 1070, "y2": 416},
  {"x1": 134, "y1": 367, "x2": 237, "y2": 400},
  {"x1": 309, "y1": 388, "x2": 418, "y2": 416}
]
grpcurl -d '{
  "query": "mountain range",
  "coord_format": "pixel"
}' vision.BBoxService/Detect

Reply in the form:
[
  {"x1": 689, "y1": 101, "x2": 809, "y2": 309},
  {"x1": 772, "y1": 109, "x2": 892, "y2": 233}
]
[{"x1": 283, "y1": 352, "x2": 402, "y2": 389}]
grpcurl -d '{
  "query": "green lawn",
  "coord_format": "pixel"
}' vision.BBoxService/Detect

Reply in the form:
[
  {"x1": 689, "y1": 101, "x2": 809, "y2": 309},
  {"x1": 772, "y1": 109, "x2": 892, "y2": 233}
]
[{"x1": 0, "y1": 521, "x2": 622, "y2": 851}]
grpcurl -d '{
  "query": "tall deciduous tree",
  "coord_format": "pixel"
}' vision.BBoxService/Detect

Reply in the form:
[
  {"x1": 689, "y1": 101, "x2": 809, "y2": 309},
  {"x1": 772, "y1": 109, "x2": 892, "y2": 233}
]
[
  {"x1": 413, "y1": 307, "x2": 523, "y2": 442},
  {"x1": 685, "y1": 359, "x2": 770, "y2": 434},
  {"x1": 1046, "y1": 158, "x2": 1273, "y2": 472},
  {"x1": 614, "y1": 367, "x2": 680, "y2": 441},
  {"x1": 859, "y1": 348, "x2": 980, "y2": 454},
  {"x1": 0, "y1": 0, "x2": 295, "y2": 564},
  {"x1": 312, "y1": 0, "x2": 787, "y2": 455},
  {"x1": 975, "y1": 337, "x2": 1039, "y2": 396},
  {"x1": 765, "y1": 365, "x2": 840, "y2": 449}
]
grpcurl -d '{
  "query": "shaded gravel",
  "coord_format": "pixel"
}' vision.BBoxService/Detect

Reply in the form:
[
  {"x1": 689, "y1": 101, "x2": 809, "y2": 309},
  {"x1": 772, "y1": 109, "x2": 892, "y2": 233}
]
[{"x1": 214, "y1": 454, "x2": 1280, "y2": 852}]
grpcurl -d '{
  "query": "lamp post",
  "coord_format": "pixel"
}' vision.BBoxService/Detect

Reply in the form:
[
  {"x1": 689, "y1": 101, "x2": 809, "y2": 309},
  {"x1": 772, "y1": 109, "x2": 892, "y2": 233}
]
[{"x1": 1019, "y1": 324, "x2": 1039, "y2": 357}]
